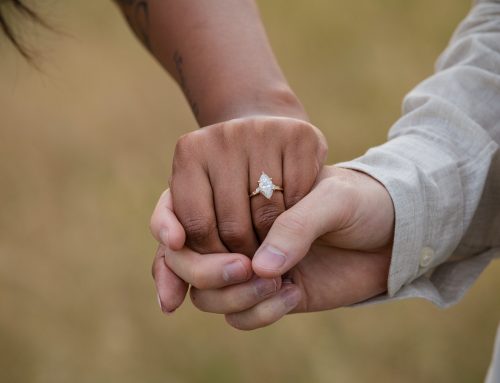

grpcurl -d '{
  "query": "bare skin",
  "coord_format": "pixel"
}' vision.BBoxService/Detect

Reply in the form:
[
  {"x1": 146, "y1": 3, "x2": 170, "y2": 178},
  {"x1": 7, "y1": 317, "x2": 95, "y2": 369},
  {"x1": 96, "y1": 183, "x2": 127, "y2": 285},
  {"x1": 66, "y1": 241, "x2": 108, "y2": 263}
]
[
  {"x1": 151, "y1": 166, "x2": 394, "y2": 330},
  {"x1": 170, "y1": 116, "x2": 327, "y2": 256},
  {"x1": 116, "y1": 1, "x2": 393, "y2": 329},
  {"x1": 115, "y1": 0, "x2": 308, "y2": 125},
  {"x1": 116, "y1": 0, "x2": 328, "y2": 264}
]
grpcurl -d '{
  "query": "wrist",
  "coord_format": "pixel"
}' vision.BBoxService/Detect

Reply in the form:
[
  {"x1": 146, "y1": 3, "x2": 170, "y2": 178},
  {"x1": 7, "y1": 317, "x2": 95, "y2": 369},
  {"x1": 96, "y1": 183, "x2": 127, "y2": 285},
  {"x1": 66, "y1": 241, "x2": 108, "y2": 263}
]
[{"x1": 197, "y1": 83, "x2": 309, "y2": 126}]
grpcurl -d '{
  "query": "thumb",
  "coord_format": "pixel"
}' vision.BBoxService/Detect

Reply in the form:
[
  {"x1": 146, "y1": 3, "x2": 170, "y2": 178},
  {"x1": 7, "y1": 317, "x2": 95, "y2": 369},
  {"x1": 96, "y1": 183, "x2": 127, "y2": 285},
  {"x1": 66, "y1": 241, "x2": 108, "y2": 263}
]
[{"x1": 252, "y1": 178, "x2": 348, "y2": 278}]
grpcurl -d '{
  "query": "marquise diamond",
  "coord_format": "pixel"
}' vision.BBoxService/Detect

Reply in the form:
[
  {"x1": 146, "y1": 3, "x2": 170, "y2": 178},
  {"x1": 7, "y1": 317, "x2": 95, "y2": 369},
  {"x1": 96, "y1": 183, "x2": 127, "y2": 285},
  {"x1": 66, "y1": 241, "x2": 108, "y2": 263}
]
[{"x1": 258, "y1": 172, "x2": 274, "y2": 199}]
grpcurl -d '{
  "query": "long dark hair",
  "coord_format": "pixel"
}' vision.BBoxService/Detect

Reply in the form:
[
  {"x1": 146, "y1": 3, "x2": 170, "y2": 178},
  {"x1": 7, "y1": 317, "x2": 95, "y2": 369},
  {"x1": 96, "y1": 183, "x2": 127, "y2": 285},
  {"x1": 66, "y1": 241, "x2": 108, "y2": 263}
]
[{"x1": 0, "y1": 0, "x2": 48, "y2": 59}]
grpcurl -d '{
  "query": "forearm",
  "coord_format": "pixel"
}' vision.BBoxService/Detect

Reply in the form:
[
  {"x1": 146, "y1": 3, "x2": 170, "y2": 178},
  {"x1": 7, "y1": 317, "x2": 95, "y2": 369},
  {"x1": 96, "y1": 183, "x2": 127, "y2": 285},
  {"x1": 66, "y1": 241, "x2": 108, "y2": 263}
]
[
  {"x1": 340, "y1": 0, "x2": 500, "y2": 306},
  {"x1": 115, "y1": 0, "x2": 307, "y2": 126}
]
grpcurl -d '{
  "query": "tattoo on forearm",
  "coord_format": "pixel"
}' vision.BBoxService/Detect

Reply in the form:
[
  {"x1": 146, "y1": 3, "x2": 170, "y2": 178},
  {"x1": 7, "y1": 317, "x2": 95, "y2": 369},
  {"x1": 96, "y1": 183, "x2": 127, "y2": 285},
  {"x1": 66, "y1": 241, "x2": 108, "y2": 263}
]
[
  {"x1": 115, "y1": 0, "x2": 150, "y2": 49},
  {"x1": 173, "y1": 50, "x2": 200, "y2": 118},
  {"x1": 116, "y1": 1, "x2": 200, "y2": 119}
]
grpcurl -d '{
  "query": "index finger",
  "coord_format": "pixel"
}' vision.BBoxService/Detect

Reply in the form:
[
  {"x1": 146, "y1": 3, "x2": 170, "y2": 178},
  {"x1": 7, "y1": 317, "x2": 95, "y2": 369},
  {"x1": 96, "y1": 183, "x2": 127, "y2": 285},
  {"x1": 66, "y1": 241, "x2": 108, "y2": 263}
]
[
  {"x1": 150, "y1": 189, "x2": 186, "y2": 251},
  {"x1": 171, "y1": 155, "x2": 228, "y2": 254}
]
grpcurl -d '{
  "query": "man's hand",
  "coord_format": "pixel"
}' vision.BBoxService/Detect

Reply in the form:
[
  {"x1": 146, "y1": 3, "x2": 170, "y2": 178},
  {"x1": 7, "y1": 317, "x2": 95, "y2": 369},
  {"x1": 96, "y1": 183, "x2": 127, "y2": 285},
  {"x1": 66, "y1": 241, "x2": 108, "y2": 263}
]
[
  {"x1": 151, "y1": 166, "x2": 394, "y2": 327},
  {"x1": 169, "y1": 116, "x2": 327, "y2": 258}
]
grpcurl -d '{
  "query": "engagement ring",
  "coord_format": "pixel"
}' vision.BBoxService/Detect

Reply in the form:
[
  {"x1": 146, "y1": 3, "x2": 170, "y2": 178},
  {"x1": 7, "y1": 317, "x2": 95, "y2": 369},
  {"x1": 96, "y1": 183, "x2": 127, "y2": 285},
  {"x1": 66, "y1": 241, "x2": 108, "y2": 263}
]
[{"x1": 249, "y1": 172, "x2": 283, "y2": 199}]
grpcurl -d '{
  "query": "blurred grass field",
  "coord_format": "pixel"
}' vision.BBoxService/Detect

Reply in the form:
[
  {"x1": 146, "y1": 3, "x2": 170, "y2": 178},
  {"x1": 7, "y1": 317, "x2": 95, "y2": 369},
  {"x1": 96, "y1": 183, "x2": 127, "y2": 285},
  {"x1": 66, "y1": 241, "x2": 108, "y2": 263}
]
[{"x1": 1, "y1": 1, "x2": 499, "y2": 382}]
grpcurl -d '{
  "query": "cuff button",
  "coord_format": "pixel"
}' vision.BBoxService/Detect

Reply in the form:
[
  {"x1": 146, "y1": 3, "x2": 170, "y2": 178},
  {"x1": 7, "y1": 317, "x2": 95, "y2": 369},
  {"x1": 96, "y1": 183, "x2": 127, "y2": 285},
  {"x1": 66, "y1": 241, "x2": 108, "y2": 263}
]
[{"x1": 419, "y1": 246, "x2": 435, "y2": 268}]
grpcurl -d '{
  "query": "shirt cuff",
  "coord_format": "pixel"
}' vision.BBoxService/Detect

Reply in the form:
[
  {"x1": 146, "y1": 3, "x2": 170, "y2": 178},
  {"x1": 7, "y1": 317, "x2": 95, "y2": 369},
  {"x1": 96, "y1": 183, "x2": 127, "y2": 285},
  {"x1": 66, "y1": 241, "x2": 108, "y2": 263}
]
[{"x1": 337, "y1": 133, "x2": 497, "y2": 298}]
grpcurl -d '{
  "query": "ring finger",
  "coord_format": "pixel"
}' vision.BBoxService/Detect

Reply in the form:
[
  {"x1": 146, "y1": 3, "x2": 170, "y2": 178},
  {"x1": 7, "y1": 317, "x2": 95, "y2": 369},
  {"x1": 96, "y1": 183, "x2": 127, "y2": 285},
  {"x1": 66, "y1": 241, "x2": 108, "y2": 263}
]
[{"x1": 249, "y1": 150, "x2": 285, "y2": 243}]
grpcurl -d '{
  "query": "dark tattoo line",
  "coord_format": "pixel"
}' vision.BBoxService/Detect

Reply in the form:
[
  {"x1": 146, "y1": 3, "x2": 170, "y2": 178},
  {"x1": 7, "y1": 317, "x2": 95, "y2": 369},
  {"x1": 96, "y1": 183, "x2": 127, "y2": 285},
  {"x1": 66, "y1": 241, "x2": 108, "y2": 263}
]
[
  {"x1": 173, "y1": 50, "x2": 200, "y2": 118},
  {"x1": 117, "y1": 1, "x2": 200, "y2": 118}
]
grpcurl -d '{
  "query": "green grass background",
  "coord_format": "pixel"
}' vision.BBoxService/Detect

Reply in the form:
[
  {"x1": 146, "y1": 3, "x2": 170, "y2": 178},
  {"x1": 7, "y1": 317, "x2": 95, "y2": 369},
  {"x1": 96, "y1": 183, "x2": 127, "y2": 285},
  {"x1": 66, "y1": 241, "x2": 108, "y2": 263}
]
[{"x1": 1, "y1": 0, "x2": 499, "y2": 382}]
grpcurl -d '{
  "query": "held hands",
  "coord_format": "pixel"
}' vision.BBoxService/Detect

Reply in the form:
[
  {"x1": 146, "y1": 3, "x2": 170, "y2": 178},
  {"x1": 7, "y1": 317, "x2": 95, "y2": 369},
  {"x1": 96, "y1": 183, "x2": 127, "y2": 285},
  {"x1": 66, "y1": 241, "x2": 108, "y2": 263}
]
[
  {"x1": 151, "y1": 161, "x2": 395, "y2": 329},
  {"x1": 150, "y1": 115, "x2": 327, "y2": 314},
  {"x1": 168, "y1": 116, "x2": 327, "y2": 257}
]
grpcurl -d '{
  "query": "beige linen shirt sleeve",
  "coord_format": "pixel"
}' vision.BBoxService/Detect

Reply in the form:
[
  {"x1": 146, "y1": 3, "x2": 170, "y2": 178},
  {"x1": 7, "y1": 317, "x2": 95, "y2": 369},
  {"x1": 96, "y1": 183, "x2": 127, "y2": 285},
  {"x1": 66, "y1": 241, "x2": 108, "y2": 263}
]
[{"x1": 337, "y1": 0, "x2": 500, "y2": 307}]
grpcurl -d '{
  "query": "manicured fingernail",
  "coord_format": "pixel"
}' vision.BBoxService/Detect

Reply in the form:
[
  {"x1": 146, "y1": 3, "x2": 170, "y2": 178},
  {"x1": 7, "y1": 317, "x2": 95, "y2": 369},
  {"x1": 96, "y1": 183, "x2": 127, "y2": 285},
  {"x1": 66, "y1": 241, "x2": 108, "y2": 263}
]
[
  {"x1": 223, "y1": 260, "x2": 248, "y2": 283},
  {"x1": 157, "y1": 293, "x2": 175, "y2": 316},
  {"x1": 159, "y1": 229, "x2": 169, "y2": 246},
  {"x1": 254, "y1": 245, "x2": 286, "y2": 271},
  {"x1": 254, "y1": 278, "x2": 278, "y2": 298},
  {"x1": 281, "y1": 287, "x2": 301, "y2": 310}
]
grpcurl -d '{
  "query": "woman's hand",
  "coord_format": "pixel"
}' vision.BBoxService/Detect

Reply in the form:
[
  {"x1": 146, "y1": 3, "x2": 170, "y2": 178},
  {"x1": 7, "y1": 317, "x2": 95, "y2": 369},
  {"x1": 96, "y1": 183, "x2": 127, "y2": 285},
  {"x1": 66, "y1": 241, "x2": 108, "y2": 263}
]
[
  {"x1": 151, "y1": 166, "x2": 395, "y2": 327},
  {"x1": 168, "y1": 116, "x2": 328, "y2": 257},
  {"x1": 149, "y1": 115, "x2": 326, "y2": 313}
]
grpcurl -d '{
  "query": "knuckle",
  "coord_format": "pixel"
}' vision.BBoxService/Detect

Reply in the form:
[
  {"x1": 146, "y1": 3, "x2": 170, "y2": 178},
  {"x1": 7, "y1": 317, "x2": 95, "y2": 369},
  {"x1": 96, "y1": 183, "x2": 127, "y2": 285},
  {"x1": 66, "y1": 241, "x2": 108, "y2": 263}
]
[
  {"x1": 287, "y1": 119, "x2": 316, "y2": 140},
  {"x1": 182, "y1": 216, "x2": 217, "y2": 247},
  {"x1": 172, "y1": 140, "x2": 194, "y2": 172},
  {"x1": 217, "y1": 120, "x2": 238, "y2": 140},
  {"x1": 204, "y1": 122, "x2": 229, "y2": 147},
  {"x1": 218, "y1": 221, "x2": 251, "y2": 250},
  {"x1": 289, "y1": 121, "x2": 327, "y2": 155},
  {"x1": 289, "y1": 119, "x2": 310, "y2": 135},
  {"x1": 253, "y1": 204, "x2": 282, "y2": 233},
  {"x1": 174, "y1": 132, "x2": 195, "y2": 157},
  {"x1": 173, "y1": 131, "x2": 205, "y2": 165}
]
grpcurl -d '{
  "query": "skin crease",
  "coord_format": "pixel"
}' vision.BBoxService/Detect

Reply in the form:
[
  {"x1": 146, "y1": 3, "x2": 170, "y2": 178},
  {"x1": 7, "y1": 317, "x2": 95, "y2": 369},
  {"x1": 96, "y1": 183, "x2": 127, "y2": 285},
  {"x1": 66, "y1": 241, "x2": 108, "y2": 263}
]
[{"x1": 151, "y1": 166, "x2": 394, "y2": 330}]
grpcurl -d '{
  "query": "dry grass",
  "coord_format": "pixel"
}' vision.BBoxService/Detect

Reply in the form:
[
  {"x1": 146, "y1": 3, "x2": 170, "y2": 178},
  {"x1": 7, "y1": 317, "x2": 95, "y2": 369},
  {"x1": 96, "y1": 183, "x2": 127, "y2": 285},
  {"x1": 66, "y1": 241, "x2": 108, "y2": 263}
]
[{"x1": 0, "y1": 0, "x2": 499, "y2": 382}]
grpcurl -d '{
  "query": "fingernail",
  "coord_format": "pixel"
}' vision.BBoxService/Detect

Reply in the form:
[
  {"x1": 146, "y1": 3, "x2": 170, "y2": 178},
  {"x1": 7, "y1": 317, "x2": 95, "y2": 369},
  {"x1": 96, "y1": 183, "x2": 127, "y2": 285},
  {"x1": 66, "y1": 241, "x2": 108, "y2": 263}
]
[
  {"x1": 254, "y1": 245, "x2": 286, "y2": 271},
  {"x1": 281, "y1": 287, "x2": 301, "y2": 310},
  {"x1": 223, "y1": 260, "x2": 248, "y2": 283},
  {"x1": 254, "y1": 278, "x2": 278, "y2": 298},
  {"x1": 156, "y1": 293, "x2": 166, "y2": 312},
  {"x1": 157, "y1": 293, "x2": 175, "y2": 316},
  {"x1": 159, "y1": 229, "x2": 169, "y2": 246}
]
